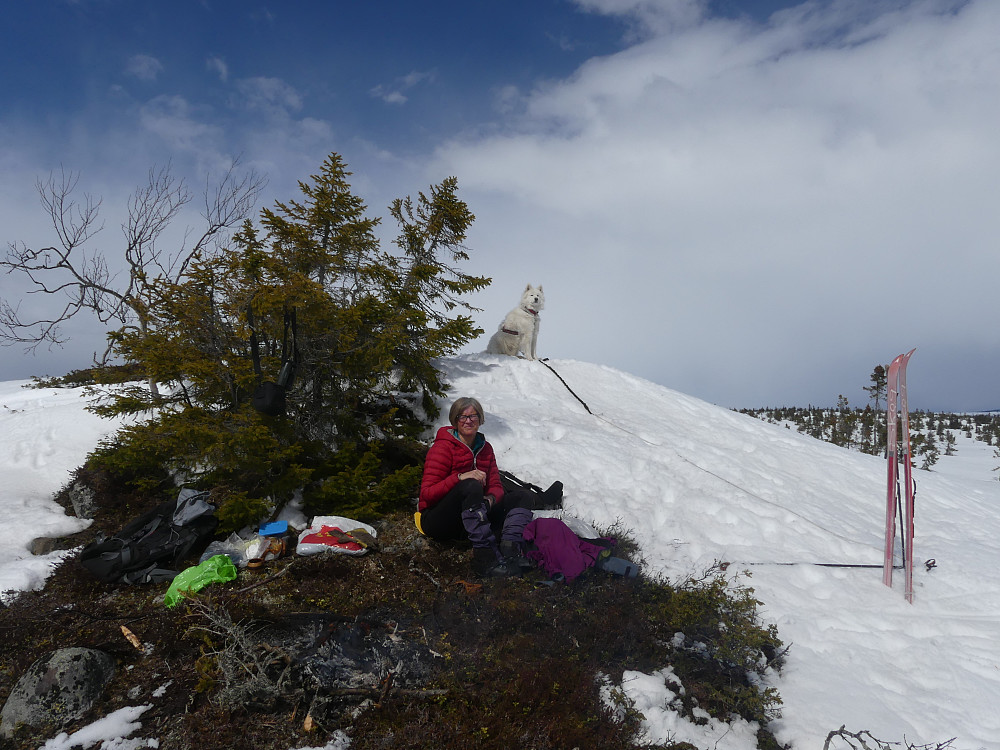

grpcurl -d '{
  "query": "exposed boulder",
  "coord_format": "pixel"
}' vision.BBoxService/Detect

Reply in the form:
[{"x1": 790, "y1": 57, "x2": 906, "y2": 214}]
[
  {"x1": 65, "y1": 478, "x2": 99, "y2": 520},
  {"x1": 29, "y1": 537, "x2": 57, "y2": 556},
  {"x1": 0, "y1": 647, "x2": 116, "y2": 738}
]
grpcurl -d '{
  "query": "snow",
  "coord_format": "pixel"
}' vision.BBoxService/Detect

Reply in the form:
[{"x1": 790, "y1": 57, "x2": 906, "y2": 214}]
[
  {"x1": 0, "y1": 381, "x2": 122, "y2": 603},
  {"x1": 2, "y1": 356, "x2": 998, "y2": 750},
  {"x1": 37, "y1": 705, "x2": 156, "y2": 750},
  {"x1": 601, "y1": 667, "x2": 762, "y2": 749}
]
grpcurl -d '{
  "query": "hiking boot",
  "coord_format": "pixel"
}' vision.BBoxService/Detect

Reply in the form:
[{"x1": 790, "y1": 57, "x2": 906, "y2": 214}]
[
  {"x1": 499, "y1": 540, "x2": 535, "y2": 574},
  {"x1": 481, "y1": 559, "x2": 515, "y2": 578},
  {"x1": 472, "y1": 546, "x2": 515, "y2": 578},
  {"x1": 539, "y1": 481, "x2": 564, "y2": 510}
]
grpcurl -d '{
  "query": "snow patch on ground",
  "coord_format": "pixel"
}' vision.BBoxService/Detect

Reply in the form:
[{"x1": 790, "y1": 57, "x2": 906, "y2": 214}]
[{"x1": 3, "y1": 357, "x2": 998, "y2": 749}]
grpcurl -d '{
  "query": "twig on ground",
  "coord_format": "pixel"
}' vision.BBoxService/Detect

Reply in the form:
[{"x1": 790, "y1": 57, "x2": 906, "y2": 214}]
[
  {"x1": 232, "y1": 563, "x2": 292, "y2": 595},
  {"x1": 409, "y1": 558, "x2": 441, "y2": 589}
]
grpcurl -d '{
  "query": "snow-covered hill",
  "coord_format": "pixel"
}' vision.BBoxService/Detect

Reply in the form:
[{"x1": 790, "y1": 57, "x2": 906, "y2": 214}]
[
  {"x1": 438, "y1": 356, "x2": 1000, "y2": 749},
  {"x1": 1, "y1": 357, "x2": 998, "y2": 749}
]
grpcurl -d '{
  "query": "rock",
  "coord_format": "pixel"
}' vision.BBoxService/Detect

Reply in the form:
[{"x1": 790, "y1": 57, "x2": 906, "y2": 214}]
[
  {"x1": 66, "y1": 479, "x2": 99, "y2": 519},
  {"x1": 0, "y1": 647, "x2": 116, "y2": 738},
  {"x1": 29, "y1": 537, "x2": 57, "y2": 556}
]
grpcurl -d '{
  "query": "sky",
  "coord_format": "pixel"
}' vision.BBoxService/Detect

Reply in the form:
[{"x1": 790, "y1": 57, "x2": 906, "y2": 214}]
[
  {"x1": 2, "y1": 0, "x2": 999, "y2": 412},
  {"x1": 5, "y1": 355, "x2": 999, "y2": 748}
]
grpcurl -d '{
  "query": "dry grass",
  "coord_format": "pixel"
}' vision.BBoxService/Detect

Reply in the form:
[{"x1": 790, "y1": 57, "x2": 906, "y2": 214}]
[{"x1": 0, "y1": 472, "x2": 783, "y2": 750}]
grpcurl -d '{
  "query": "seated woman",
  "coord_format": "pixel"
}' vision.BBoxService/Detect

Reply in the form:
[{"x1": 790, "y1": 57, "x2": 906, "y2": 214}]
[{"x1": 416, "y1": 397, "x2": 533, "y2": 577}]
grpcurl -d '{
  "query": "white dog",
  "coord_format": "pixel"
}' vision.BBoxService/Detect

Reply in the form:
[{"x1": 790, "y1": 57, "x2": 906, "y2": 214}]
[{"x1": 486, "y1": 284, "x2": 545, "y2": 360}]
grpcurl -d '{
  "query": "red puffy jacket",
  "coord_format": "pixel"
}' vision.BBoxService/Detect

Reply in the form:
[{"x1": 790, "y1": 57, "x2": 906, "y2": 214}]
[{"x1": 418, "y1": 426, "x2": 505, "y2": 511}]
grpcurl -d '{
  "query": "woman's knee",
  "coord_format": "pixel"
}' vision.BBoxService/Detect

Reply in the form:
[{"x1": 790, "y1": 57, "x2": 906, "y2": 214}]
[
  {"x1": 457, "y1": 478, "x2": 487, "y2": 510},
  {"x1": 502, "y1": 488, "x2": 534, "y2": 510}
]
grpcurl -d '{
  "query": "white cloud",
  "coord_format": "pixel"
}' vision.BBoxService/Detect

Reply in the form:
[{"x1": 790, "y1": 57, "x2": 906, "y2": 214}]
[
  {"x1": 370, "y1": 85, "x2": 408, "y2": 105},
  {"x1": 138, "y1": 94, "x2": 221, "y2": 154},
  {"x1": 235, "y1": 77, "x2": 303, "y2": 115},
  {"x1": 546, "y1": 31, "x2": 579, "y2": 52},
  {"x1": 206, "y1": 56, "x2": 228, "y2": 83},
  {"x1": 493, "y1": 84, "x2": 524, "y2": 115},
  {"x1": 125, "y1": 54, "x2": 163, "y2": 82},
  {"x1": 370, "y1": 70, "x2": 436, "y2": 105},
  {"x1": 432, "y1": 0, "x2": 1000, "y2": 408},
  {"x1": 3, "y1": 0, "x2": 997, "y2": 409},
  {"x1": 572, "y1": 0, "x2": 710, "y2": 37}
]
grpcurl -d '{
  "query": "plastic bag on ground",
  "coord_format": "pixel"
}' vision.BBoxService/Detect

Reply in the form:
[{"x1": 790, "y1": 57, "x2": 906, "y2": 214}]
[
  {"x1": 199, "y1": 532, "x2": 253, "y2": 568},
  {"x1": 296, "y1": 516, "x2": 377, "y2": 556},
  {"x1": 164, "y1": 554, "x2": 238, "y2": 608},
  {"x1": 531, "y1": 510, "x2": 599, "y2": 539}
]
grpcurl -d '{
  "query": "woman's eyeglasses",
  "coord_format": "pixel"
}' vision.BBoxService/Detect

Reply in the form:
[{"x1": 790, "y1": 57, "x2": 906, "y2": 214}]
[{"x1": 457, "y1": 414, "x2": 480, "y2": 423}]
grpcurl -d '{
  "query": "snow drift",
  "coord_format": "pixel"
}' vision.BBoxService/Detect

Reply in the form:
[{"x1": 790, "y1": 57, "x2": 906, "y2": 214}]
[{"x1": 1, "y1": 356, "x2": 998, "y2": 749}]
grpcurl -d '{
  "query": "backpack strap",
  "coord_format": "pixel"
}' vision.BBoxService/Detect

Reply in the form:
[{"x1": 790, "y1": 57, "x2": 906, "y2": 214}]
[
  {"x1": 276, "y1": 308, "x2": 298, "y2": 389},
  {"x1": 499, "y1": 469, "x2": 544, "y2": 494},
  {"x1": 122, "y1": 565, "x2": 179, "y2": 585}
]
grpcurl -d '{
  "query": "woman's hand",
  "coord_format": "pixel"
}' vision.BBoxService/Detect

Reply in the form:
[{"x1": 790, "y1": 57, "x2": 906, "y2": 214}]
[{"x1": 460, "y1": 469, "x2": 487, "y2": 485}]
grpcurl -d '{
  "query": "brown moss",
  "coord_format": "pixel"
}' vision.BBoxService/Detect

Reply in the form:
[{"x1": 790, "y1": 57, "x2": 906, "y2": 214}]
[{"x1": 0, "y1": 474, "x2": 782, "y2": 749}]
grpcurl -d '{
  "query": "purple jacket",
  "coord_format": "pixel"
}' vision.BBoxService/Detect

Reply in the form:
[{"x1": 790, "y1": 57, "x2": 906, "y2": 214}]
[{"x1": 523, "y1": 517, "x2": 608, "y2": 582}]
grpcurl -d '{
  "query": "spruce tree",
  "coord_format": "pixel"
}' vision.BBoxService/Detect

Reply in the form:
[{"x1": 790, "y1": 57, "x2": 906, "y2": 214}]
[
  {"x1": 865, "y1": 365, "x2": 887, "y2": 410},
  {"x1": 89, "y1": 152, "x2": 488, "y2": 527},
  {"x1": 864, "y1": 364, "x2": 888, "y2": 455},
  {"x1": 388, "y1": 176, "x2": 489, "y2": 415}
]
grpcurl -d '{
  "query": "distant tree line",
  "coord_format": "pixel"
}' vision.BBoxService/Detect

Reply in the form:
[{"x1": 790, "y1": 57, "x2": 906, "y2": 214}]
[{"x1": 738, "y1": 366, "x2": 1000, "y2": 473}]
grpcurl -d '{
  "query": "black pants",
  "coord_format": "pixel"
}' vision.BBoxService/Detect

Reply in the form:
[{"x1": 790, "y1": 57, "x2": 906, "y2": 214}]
[{"x1": 420, "y1": 479, "x2": 532, "y2": 542}]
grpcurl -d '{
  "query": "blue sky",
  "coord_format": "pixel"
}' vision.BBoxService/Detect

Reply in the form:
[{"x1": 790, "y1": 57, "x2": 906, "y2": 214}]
[{"x1": 2, "y1": 0, "x2": 999, "y2": 411}]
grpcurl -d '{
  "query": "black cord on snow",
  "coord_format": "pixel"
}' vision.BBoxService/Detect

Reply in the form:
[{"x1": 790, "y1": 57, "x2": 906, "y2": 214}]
[
  {"x1": 726, "y1": 559, "x2": 938, "y2": 571},
  {"x1": 725, "y1": 561, "x2": 899, "y2": 570},
  {"x1": 538, "y1": 358, "x2": 592, "y2": 414},
  {"x1": 536, "y1": 357, "x2": 914, "y2": 564}
]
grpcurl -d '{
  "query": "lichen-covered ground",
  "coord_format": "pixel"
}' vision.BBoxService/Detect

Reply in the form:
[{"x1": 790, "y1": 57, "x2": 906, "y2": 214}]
[{"x1": 0, "y1": 460, "x2": 781, "y2": 750}]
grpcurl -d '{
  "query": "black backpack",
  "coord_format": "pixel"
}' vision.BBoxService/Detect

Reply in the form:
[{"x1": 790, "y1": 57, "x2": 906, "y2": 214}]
[
  {"x1": 249, "y1": 307, "x2": 298, "y2": 417},
  {"x1": 79, "y1": 489, "x2": 218, "y2": 584},
  {"x1": 499, "y1": 470, "x2": 564, "y2": 510}
]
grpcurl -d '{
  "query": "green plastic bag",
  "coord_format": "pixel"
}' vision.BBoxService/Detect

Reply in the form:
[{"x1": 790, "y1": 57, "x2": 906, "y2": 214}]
[{"x1": 164, "y1": 554, "x2": 238, "y2": 608}]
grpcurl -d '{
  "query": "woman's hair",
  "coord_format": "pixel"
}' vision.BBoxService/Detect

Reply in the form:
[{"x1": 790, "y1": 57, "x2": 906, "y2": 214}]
[{"x1": 449, "y1": 397, "x2": 485, "y2": 428}]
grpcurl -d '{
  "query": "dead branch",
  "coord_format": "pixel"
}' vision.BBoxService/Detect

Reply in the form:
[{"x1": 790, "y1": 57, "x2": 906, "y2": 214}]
[
  {"x1": 328, "y1": 686, "x2": 447, "y2": 700},
  {"x1": 408, "y1": 557, "x2": 441, "y2": 589},
  {"x1": 232, "y1": 563, "x2": 292, "y2": 595},
  {"x1": 823, "y1": 725, "x2": 956, "y2": 750},
  {"x1": 1, "y1": 160, "x2": 265, "y2": 366}
]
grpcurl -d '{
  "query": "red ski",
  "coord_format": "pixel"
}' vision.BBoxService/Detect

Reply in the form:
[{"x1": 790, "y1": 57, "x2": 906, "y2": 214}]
[
  {"x1": 899, "y1": 348, "x2": 916, "y2": 602},
  {"x1": 882, "y1": 348, "x2": 916, "y2": 601},
  {"x1": 882, "y1": 353, "x2": 902, "y2": 588}
]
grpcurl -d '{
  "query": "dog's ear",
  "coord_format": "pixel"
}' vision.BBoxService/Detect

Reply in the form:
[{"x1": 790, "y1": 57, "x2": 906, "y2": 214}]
[
  {"x1": 538, "y1": 285, "x2": 543, "y2": 292},
  {"x1": 524, "y1": 283, "x2": 532, "y2": 292}
]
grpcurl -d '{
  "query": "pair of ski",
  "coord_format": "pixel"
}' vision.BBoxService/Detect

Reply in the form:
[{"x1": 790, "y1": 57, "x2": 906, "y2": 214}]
[{"x1": 883, "y1": 348, "x2": 916, "y2": 603}]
